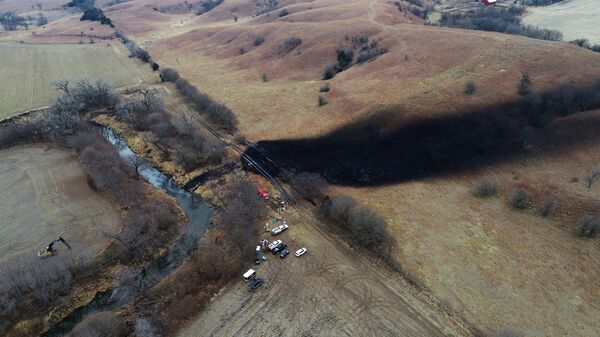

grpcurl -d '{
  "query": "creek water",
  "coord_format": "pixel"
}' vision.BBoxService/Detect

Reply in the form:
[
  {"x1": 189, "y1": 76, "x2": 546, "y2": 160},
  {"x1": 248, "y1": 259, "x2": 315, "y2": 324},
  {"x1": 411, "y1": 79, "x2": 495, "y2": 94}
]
[{"x1": 41, "y1": 127, "x2": 212, "y2": 336}]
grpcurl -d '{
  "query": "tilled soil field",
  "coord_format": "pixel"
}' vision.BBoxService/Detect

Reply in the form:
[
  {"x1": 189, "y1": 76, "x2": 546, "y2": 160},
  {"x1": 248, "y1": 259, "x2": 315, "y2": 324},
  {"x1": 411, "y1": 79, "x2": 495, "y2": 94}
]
[{"x1": 0, "y1": 145, "x2": 121, "y2": 279}]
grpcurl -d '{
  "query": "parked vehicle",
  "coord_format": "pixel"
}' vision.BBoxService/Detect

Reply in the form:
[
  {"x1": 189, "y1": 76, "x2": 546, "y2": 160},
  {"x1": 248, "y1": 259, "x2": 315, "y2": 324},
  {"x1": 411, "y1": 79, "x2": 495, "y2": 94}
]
[
  {"x1": 295, "y1": 248, "x2": 307, "y2": 257},
  {"x1": 279, "y1": 249, "x2": 289, "y2": 259},
  {"x1": 247, "y1": 277, "x2": 264, "y2": 292},
  {"x1": 272, "y1": 242, "x2": 287, "y2": 254},
  {"x1": 243, "y1": 269, "x2": 256, "y2": 281},
  {"x1": 271, "y1": 224, "x2": 289, "y2": 236},
  {"x1": 268, "y1": 239, "x2": 283, "y2": 251},
  {"x1": 257, "y1": 188, "x2": 269, "y2": 201}
]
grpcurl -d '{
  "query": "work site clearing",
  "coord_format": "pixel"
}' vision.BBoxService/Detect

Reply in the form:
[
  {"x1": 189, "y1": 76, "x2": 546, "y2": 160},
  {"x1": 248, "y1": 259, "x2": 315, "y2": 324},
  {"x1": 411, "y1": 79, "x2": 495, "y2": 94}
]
[
  {"x1": 1, "y1": 0, "x2": 600, "y2": 337},
  {"x1": 0, "y1": 145, "x2": 120, "y2": 279}
]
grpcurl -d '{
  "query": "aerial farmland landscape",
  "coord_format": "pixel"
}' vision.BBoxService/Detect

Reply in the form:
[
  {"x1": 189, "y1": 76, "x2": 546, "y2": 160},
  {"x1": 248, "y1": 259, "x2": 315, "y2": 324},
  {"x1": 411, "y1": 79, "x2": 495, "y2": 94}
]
[{"x1": 0, "y1": 0, "x2": 599, "y2": 337}]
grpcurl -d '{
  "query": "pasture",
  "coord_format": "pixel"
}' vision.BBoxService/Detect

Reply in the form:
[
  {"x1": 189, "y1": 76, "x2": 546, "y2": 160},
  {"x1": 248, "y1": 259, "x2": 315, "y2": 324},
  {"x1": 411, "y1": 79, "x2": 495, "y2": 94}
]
[
  {"x1": 0, "y1": 145, "x2": 121, "y2": 279},
  {"x1": 0, "y1": 42, "x2": 144, "y2": 119},
  {"x1": 523, "y1": 0, "x2": 600, "y2": 44}
]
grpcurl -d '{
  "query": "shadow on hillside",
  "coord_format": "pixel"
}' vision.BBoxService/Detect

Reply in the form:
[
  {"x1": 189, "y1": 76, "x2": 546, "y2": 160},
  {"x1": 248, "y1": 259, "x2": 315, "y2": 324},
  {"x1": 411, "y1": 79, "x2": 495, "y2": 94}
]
[{"x1": 244, "y1": 81, "x2": 600, "y2": 186}]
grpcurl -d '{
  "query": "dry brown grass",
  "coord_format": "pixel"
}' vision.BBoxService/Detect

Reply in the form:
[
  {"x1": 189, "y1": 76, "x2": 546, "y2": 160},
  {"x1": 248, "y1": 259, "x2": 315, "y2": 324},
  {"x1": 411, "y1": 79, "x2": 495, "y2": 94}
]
[
  {"x1": 4, "y1": 0, "x2": 599, "y2": 335},
  {"x1": 335, "y1": 109, "x2": 600, "y2": 337},
  {"x1": 99, "y1": 1, "x2": 600, "y2": 335}
]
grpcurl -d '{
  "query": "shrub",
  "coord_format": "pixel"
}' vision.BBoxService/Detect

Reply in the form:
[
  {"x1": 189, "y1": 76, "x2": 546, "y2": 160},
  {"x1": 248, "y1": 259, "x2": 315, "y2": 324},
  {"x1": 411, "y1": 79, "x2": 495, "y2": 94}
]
[
  {"x1": 537, "y1": 199, "x2": 556, "y2": 217},
  {"x1": 318, "y1": 95, "x2": 327, "y2": 106},
  {"x1": 320, "y1": 195, "x2": 395, "y2": 257},
  {"x1": 472, "y1": 178, "x2": 497, "y2": 197},
  {"x1": 571, "y1": 38, "x2": 590, "y2": 49},
  {"x1": 323, "y1": 65, "x2": 336, "y2": 80},
  {"x1": 174, "y1": 132, "x2": 224, "y2": 172},
  {"x1": 260, "y1": 73, "x2": 268, "y2": 82},
  {"x1": 319, "y1": 83, "x2": 330, "y2": 93},
  {"x1": 80, "y1": 8, "x2": 113, "y2": 27},
  {"x1": 576, "y1": 214, "x2": 600, "y2": 238},
  {"x1": 254, "y1": 36, "x2": 265, "y2": 46},
  {"x1": 585, "y1": 168, "x2": 600, "y2": 188},
  {"x1": 0, "y1": 12, "x2": 27, "y2": 30},
  {"x1": 518, "y1": 71, "x2": 531, "y2": 95},
  {"x1": 510, "y1": 188, "x2": 531, "y2": 209},
  {"x1": 36, "y1": 15, "x2": 48, "y2": 26},
  {"x1": 252, "y1": 0, "x2": 278, "y2": 15},
  {"x1": 336, "y1": 49, "x2": 354, "y2": 69},
  {"x1": 67, "y1": 0, "x2": 95, "y2": 10},
  {"x1": 464, "y1": 81, "x2": 476, "y2": 95},
  {"x1": 279, "y1": 8, "x2": 288, "y2": 17},
  {"x1": 207, "y1": 103, "x2": 238, "y2": 131},
  {"x1": 196, "y1": 0, "x2": 224, "y2": 15},
  {"x1": 125, "y1": 41, "x2": 151, "y2": 63},
  {"x1": 279, "y1": 37, "x2": 302, "y2": 56},
  {"x1": 356, "y1": 47, "x2": 388, "y2": 63}
]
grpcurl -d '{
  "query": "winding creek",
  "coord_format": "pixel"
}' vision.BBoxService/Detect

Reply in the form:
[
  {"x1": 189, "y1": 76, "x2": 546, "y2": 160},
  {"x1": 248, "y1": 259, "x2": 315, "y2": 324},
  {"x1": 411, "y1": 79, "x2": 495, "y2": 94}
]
[{"x1": 42, "y1": 127, "x2": 213, "y2": 336}]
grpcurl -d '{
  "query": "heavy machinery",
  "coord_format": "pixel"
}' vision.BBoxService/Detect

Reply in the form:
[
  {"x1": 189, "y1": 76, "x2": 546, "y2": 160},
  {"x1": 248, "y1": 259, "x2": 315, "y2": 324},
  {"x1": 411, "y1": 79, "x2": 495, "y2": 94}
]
[{"x1": 37, "y1": 237, "x2": 71, "y2": 257}]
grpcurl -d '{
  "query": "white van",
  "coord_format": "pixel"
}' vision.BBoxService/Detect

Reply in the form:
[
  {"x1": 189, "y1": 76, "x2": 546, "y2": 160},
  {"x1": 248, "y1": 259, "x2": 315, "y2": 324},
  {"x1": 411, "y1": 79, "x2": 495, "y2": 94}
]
[{"x1": 243, "y1": 269, "x2": 256, "y2": 281}]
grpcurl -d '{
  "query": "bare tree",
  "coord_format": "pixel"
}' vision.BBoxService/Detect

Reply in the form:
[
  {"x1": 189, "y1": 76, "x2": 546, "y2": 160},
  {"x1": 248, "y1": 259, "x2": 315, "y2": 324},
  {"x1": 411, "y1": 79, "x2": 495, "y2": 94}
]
[
  {"x1": 216, "y1": 175, "x2": 268, "y2": 260},
  {"x1": 576, "y1": 214, "x2": 600, "y2": 238},
  {"x1": 51, "y1": 78, "x2": 70, "y2": 94},
  {"x1": 585, "y1": 168, "x2": 600, "y2": 188},
  {"x1": 518, "y1": 71, "x2": 531, "y2": 95},
  {"x1": 510, "y1": 188, "x2": 532, "y2": 209},
  {"x1": 472, "y1": 178, "x2": 498, "y2": 197},
  {"x1": 252, "y1": 0, "x2": 278, "y2": 14}
]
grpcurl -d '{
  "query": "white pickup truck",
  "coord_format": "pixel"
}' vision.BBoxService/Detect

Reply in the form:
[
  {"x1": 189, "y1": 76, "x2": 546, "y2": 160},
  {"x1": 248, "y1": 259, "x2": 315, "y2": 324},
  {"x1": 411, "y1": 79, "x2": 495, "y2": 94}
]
[
  {"x1": 268, "y1": 240, "x2": 283, "y2": 250},
  {"x1": 271, "y1": 224, "x2": 289, "y2": 236}
]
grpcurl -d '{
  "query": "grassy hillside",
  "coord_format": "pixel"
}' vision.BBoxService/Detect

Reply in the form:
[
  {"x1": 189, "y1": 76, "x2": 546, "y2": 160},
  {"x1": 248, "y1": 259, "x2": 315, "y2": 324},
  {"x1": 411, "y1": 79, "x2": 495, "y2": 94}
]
[{"x1": 12, "y1": 0, "x2": 600, "y2": 335}]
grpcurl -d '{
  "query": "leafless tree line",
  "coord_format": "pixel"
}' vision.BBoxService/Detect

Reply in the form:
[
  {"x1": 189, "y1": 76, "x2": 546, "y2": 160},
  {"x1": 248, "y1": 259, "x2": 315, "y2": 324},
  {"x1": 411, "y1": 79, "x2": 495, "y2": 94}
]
[
  {"x1": 160, "y1": 68, "x2": 238, "y2": 132},
  {"x1": 0, "y1": 254, "x2": 87, "y2": 328},
  {"x1": 290, "y1": 172, "x2": 397, "y2": 263},
  {"x1": 113, "y1": 87, "x2": 226, "y2": 172}
]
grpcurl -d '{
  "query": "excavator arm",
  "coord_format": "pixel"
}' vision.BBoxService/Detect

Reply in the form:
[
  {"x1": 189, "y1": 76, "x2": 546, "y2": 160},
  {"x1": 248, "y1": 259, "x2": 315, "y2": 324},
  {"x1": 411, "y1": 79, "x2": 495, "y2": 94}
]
[{"x1": 38, "y1": 237, "x2": 71, "y2": 257}]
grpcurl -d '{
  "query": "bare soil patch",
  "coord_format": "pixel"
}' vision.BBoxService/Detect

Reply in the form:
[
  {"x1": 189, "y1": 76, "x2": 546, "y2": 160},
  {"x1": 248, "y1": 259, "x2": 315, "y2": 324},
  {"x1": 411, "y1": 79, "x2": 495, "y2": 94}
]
[{"x1": 0, "y1": 144, "x2": 121, "y2": 279}]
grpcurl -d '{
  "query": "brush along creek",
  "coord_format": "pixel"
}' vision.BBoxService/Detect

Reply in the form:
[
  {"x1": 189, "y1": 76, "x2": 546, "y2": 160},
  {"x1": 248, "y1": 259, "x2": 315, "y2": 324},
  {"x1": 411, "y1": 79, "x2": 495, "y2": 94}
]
[{"x1": 42, "y1": 126, "x2": 212, "y2": 336}]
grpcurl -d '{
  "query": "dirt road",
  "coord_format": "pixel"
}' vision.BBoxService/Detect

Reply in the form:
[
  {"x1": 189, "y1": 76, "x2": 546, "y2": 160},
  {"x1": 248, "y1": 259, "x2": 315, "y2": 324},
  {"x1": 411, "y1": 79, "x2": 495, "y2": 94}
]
[
  {"x1": 177, "y1": 204, "x2": 473, "y2": 337},
  {"x1": 523, "y1": 0, "x2": 600, "y2": 44}
]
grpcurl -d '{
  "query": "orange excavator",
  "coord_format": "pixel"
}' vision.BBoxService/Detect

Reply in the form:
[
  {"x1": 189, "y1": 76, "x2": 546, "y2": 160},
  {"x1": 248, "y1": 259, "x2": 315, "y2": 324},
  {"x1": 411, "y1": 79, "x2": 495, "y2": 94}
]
[{"x1": 38, "y1": 237, "x2": 71, "y2": 257}]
